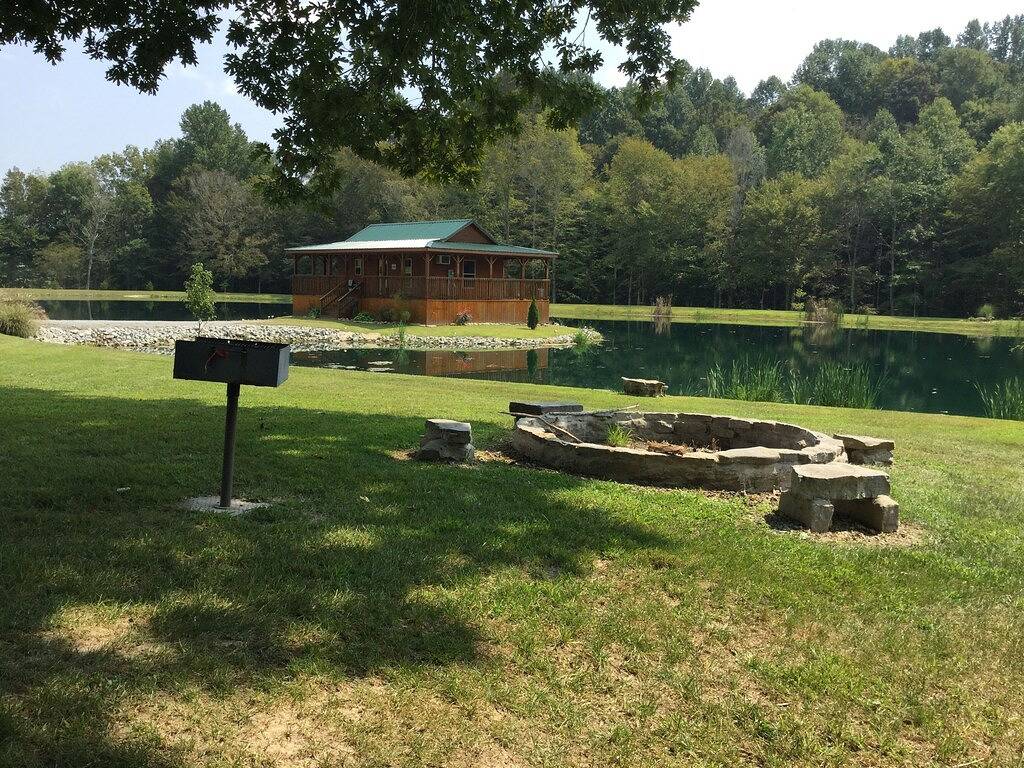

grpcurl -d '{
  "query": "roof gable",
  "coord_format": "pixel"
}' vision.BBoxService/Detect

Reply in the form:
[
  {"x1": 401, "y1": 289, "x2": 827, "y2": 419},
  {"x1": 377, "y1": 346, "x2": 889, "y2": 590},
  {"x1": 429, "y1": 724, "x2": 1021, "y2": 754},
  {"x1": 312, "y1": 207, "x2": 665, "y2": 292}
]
[{"x1": 347, "y1": 219, "x2": 476, "y2": 243}]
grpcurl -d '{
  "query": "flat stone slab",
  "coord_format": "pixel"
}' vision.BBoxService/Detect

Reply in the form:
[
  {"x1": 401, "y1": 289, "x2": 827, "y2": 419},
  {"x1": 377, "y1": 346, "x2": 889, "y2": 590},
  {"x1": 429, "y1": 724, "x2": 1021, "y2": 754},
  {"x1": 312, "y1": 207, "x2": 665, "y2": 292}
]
[
  {"x1": 834, "y1": 433, "x2": 895, "y2": 466},
  {"x1": 622, "y1": 378, "x2": 667, "y2": 397},
  {"x1": 834, "y1": 434, "x2": 895, "y2": 451},
  {"x1": 425, "y1": 419, "x2": 473, "y2": 444},
  {"x1": 419, "y1": 419, "x2": 475, "y2": 460},
  {"x1": 790, "y1": 463, "x2": 890, "y2": 500},
  {"x1": 509, "y1": 401, "x2": 585, "y2": 420},
  {"x1": 717, "y1": 446, "x2": 782, "y2": 465},
  {"x1": 182, "y1": 496, "x2": 269, "y2": 516}
]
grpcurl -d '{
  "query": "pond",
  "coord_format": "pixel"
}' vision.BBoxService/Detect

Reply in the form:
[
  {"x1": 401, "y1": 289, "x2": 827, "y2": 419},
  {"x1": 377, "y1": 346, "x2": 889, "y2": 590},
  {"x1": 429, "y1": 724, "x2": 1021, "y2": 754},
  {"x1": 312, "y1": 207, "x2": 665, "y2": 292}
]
[
  {"x1": 36, "y1": 299, "x2": 292, "y2": 321},
  {"x1": 35, "y1": 300, "x2": 1022, "y2": 417},
  {"x1": 293, "y1": 319, "x2": 1022, "y2": 418}
]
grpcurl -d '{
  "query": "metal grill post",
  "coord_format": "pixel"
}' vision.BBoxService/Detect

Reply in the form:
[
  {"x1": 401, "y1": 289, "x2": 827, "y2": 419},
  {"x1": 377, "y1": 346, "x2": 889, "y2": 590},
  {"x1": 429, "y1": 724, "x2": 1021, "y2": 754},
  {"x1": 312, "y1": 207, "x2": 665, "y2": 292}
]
[{"x1": 219, "y1": 382, "x2": 241, "y2": 508}]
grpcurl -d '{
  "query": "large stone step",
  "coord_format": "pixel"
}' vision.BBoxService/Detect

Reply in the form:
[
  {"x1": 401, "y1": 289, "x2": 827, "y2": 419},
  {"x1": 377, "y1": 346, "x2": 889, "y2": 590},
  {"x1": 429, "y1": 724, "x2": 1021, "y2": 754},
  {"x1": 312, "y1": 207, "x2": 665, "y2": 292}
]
[
  {"x1": 788, "y1": 462, "x2": 890, "y2": 500},
  {"x1": 779, "y1": 463, "x2": 898, "y2": 533}
]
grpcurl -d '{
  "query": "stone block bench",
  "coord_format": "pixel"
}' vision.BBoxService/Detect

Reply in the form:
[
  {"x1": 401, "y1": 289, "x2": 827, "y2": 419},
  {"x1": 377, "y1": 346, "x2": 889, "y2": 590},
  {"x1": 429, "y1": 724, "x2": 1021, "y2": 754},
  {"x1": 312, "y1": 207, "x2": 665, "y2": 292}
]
[
  {"x1": 834, "y1": 434, "x2": 895, "y2": 465},
  {"x1": 778, "y1": 463, "x2": 899, "y2": 533},
  {"x1": 416, "y1": 419, "x2": 475, "y2": 462},
  {"x1": 622, "y1": 378, "x2": 667, "y2": 397}
]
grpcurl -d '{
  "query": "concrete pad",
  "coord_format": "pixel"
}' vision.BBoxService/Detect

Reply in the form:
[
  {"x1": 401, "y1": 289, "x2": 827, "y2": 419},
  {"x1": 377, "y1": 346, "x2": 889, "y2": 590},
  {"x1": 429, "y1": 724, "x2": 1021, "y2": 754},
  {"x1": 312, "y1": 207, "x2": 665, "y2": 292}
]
[
  {"x1": 182, "y1": 496, "x2": 269, "y2": 516},
  {"x1": 790, "y1": 463, "x2": 891, "y2": 500}
]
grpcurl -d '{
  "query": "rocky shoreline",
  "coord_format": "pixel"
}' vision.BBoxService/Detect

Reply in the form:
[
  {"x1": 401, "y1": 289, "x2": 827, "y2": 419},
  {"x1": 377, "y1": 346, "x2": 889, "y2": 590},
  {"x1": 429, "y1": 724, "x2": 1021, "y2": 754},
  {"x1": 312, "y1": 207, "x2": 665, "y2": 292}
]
[{"x1": 34, "y1": 320, "x2": 601, "y2": 354}]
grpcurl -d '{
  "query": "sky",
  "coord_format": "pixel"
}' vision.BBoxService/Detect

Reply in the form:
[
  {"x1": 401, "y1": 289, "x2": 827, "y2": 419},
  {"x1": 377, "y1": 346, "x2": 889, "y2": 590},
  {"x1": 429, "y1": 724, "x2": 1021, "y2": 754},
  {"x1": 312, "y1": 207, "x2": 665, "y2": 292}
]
[{"x1": 2, "y1": 0, "x2": 1022, "y2": 175}]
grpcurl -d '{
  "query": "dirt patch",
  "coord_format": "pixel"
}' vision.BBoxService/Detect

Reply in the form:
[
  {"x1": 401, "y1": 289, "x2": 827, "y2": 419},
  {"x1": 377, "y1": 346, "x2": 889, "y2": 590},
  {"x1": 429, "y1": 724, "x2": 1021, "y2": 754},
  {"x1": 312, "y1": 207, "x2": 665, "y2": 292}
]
[{"x1": 747, "y1": 493, "x2": 926, "y2": 547}]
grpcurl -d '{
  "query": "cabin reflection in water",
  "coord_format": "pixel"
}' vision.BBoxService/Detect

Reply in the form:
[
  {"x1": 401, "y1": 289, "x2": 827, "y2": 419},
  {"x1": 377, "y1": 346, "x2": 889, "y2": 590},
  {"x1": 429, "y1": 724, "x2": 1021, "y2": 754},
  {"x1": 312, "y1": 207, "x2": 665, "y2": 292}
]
[{"x1": 290, "y1": 347, "x2": 550, "y2": 383}]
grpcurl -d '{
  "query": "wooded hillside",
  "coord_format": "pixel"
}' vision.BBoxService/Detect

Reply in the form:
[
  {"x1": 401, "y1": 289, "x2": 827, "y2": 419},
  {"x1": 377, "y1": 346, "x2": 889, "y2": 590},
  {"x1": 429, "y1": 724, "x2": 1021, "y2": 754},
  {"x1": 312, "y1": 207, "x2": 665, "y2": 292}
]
[{"x1": 2, "y1": 16, "x2": 1023, "y2": 317}]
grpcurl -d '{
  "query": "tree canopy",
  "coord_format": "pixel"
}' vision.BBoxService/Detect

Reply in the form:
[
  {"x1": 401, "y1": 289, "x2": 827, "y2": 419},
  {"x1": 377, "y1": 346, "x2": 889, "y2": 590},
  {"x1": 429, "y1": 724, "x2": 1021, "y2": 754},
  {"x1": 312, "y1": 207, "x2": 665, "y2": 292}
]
[{"x1": 2, "y1": 0, "x2": 698, "y2": 184}]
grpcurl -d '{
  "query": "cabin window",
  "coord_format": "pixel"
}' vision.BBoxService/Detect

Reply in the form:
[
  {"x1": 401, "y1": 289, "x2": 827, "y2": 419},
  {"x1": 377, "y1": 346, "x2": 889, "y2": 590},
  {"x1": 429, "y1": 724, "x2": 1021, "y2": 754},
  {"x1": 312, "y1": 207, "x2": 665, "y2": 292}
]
[
  {"x1": 353, "y1": 257, "x2": 363, "y2": 276},
  {"x1": 437, "y1": 254, "x2": 451, "y2": 265},
  {"x1": 404, "y1": 256, "x2": 413, "y2": 276},
  {"x1": 462, "y1": 260, "x2": 476, "y2": 279}
]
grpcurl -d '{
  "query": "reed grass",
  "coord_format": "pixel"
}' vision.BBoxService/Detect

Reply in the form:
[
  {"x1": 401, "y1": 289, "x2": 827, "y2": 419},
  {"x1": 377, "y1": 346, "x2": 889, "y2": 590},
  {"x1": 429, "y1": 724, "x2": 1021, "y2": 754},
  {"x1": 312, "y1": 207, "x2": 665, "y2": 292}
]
[
  {"x1": 704, "y1": 358, "x2": 883, "y2": 409},
  {"x1": 976, "y1": 378, "x2": 1024, "y2": 421},
  {"x1": 790, "y1": 362, "x2": 883, "y2": 409},
  {"x1": 705, "y1": 358, "x2": 787, "y2": 402}
]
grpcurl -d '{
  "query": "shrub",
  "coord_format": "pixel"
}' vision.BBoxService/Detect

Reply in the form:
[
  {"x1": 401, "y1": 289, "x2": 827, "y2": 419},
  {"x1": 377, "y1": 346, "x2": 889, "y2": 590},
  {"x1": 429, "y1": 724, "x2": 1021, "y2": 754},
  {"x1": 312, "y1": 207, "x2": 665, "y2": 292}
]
[
  {"x1": 976, "y1": 378, "x2": 1024, "y2": 420},
  {"x1": 455, "y1": 310, "x2": 472, "y2": 325},
  {"x1": 605, "y1": 424, "x2": 633, "y2": 447},
  {"x1": 306, "y1": 307, "x2": 322, "y2": 319},
  {"x1": 652, "y1": 296, "x2": 672, "y2": 318},
  {"x1": 977, "y1": 303, "x2": 997, "y2": 321},
  {"x1": 527, "y1": 298, "x2": 539, "y2": 329},
  {"x1": 805, "y1": 297, "x2": 844, "y2": 327},
  {"x1": 571, "y1": 327, "x2": 594, "y2": 347},
  {"x1": 352, "y1": 312, "x2": 375, "y2": 322},
  {"x1": 184, "y1": 263, "x2": 216, "y2": 332},
  {"x1": 378, "y1": 307, "x2": 395, "y2": 322},
  {"x1": 0, "y1": 300, "x2": 40, "y2": 338}
]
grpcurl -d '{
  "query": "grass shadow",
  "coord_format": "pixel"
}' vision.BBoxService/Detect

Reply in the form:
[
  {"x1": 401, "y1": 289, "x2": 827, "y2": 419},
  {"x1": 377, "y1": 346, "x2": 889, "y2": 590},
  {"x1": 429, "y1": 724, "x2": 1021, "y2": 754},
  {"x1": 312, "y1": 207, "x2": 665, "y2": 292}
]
[{"x1": 0, "y1": 384, "x2": 667, "y2": 763}]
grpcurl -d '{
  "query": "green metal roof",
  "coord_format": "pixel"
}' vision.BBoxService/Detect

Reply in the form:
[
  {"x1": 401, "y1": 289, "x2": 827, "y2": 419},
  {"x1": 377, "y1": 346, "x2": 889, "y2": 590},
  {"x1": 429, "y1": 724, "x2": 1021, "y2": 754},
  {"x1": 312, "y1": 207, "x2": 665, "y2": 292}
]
[
  {"x1": 427, "y1": 241, "x2": 556, "y2": 257},
  {"x1": 285, "y1": 219, "x2": 557, "y2": 257},
  {"x1": 346, "y1": 219, "x2": 475, "y2": 242}
]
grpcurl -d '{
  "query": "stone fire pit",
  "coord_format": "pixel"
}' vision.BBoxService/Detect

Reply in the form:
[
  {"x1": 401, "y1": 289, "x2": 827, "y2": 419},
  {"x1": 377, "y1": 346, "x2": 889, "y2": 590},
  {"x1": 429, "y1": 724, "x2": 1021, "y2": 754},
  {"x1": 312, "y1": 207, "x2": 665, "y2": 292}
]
[{"x1": 511, "y1": 411, "x2": 849, "y2": 493}]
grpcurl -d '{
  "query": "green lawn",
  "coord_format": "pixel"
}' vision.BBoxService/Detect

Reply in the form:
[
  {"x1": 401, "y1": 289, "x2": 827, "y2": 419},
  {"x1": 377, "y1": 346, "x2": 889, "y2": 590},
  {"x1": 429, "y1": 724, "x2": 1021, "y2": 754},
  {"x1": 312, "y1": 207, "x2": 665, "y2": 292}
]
[
  {"x1": 552, "y1": 303, "x2": 1024, "y2": 338},
  {"x1": 1, "y1": 335, "x2": 1023, "y2": 766},
  {"x1": 265, "y1": 315, "x2": 577, "y2": 339},
  {"x1": 0, "y1": 287, "x2": 291, "y2": 303}
]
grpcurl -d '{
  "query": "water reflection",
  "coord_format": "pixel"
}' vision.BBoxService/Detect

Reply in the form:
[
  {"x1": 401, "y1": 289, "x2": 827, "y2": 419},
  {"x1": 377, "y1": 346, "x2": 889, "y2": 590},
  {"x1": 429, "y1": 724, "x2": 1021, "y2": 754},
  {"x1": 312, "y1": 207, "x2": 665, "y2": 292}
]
[
  {"x1": 293, "y1": 319, "x2": 1022, "y2": 417},
  {"x1": 37, "y1": 300, "x2": 292, "y2": 321},
  {"x1": 30, "y1": 300, "x2": 1024, "y2": 417}
]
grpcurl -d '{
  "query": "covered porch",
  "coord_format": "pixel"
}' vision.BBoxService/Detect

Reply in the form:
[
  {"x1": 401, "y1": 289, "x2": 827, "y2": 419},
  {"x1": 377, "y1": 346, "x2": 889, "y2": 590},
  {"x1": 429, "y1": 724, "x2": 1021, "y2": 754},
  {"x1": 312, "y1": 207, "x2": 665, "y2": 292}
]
[{"x1": 288, "y1": 249, "x2": 553, "y2": 324}]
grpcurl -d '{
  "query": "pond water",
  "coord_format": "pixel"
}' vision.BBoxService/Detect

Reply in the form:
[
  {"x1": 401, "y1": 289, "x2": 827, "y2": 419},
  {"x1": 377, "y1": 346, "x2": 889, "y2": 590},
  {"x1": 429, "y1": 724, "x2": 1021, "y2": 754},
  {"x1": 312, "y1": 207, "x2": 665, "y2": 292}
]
[
  {"x1": 294, "y1": 319, "x2": 1023, "y2": 417},
  {"x1": 36, "y1": 299, "x2": 292, "y2": 321},
  {"x1": 35, "y1": 300, "x2": 1022, "y2": 417}
]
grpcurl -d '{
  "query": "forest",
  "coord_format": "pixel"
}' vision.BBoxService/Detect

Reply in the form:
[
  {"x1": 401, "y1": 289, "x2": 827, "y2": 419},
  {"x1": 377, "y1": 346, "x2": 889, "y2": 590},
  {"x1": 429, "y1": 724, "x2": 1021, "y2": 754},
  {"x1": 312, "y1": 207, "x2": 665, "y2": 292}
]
[{"x1": 2, "y1": 16, "x2": 1023, "y2": 318}]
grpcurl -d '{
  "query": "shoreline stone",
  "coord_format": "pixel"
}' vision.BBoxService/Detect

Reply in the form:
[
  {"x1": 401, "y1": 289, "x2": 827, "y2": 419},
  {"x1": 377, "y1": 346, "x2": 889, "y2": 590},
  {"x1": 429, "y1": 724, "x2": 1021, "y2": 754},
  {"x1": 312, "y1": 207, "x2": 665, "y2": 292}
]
[{"x1": 34, "y1": 320, "x2": 602, "y2": 354}]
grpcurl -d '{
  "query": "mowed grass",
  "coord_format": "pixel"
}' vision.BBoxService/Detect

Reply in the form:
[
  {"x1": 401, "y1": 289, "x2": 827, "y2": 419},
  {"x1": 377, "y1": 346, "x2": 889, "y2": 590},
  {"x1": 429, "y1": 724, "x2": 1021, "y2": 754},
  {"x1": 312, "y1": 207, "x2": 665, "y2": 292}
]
[
  {"x1": 552, "y1": 303, "x2": 1024, "y2": 338},
  {"x1": 1, "y1": 335, "x2": 1023, "y2": 767},
  {"x1": 266, "y1": 315, "x2": 574, "y2": 339},
  {"x1": 0, "y1": 287, "x2": 290, "y2": 304}
]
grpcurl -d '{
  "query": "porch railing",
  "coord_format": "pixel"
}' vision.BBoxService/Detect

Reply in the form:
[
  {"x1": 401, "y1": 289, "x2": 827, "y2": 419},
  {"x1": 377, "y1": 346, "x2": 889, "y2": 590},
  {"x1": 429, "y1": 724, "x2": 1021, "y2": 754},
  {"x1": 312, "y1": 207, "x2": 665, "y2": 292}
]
[{"x1": 292, "y1": 275, "x2": 550, "y2": 302}]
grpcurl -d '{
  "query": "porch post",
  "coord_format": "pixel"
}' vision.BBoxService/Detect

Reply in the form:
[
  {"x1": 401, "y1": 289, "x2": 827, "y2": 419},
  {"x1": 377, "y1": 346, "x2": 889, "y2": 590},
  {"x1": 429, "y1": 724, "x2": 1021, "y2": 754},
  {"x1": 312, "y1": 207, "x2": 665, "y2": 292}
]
[{"x1": 455, "y1": 255, "x2": 464, "y2": 300}]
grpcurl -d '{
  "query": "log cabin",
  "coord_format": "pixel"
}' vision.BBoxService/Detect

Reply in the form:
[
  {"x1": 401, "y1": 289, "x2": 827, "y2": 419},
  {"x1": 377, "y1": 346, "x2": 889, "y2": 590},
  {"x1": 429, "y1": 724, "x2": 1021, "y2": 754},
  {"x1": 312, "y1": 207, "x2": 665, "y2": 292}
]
[{"x1": 285, "y1": 219, "x2": 555, "y2": 324}]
